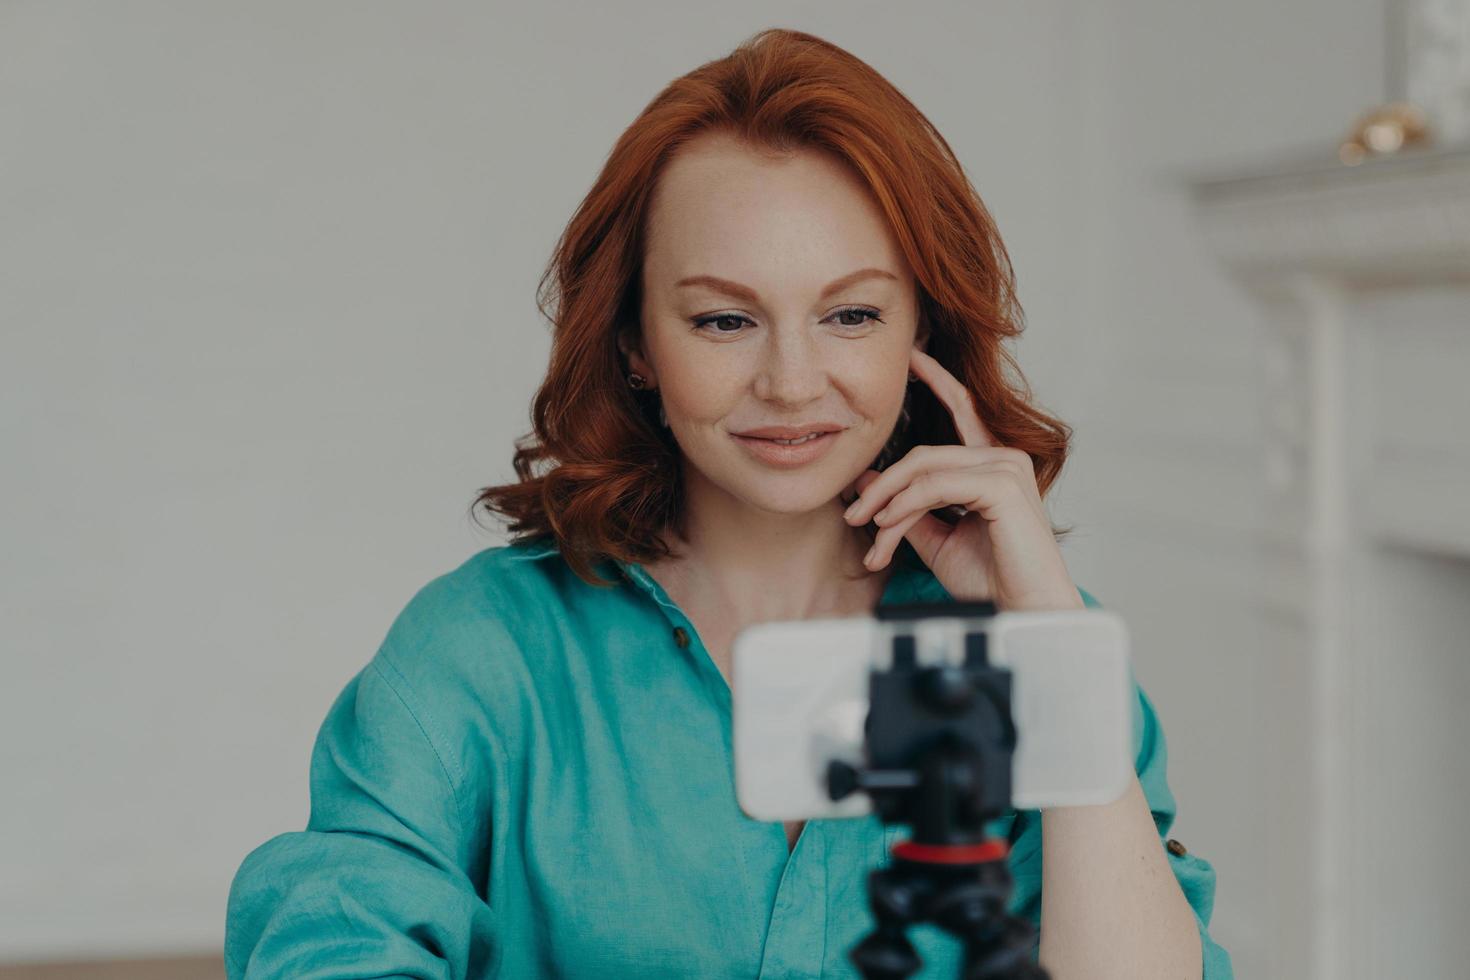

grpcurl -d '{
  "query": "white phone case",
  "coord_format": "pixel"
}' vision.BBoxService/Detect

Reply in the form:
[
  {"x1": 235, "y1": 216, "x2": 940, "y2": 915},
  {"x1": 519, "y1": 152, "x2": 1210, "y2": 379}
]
[{"x1": 732, "y1": 609, "x2": 1135, "y2": 821}]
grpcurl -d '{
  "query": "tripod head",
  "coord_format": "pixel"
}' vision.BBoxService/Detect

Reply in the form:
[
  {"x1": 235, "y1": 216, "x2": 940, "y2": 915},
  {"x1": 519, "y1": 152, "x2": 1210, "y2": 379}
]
[{"x1": 826, "y1": 600, "x2": 1049, "y2": 980}]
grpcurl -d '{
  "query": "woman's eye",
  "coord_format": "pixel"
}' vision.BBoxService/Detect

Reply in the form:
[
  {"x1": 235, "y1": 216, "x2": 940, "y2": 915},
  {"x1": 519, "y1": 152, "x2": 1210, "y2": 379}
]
[
  {"x1": 690, "y1": 307, "x2": 883, "y2": 335},
  {"x1": 693, "y1": 313, "x2": 751, "y2": 333},
  {"x1": 830, "y1": 307, "x2": 883, "y2": 327}
]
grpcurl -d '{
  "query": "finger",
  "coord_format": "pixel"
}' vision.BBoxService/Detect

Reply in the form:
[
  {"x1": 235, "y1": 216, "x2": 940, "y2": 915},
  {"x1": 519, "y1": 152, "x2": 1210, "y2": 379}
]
[
  {"x1": 844, "y1": 445, "x2": 971, "y2": 524},
  {"x1": 865, "y1": 507, "x2": 927, "y2": 569},
  {"x1": 910, "y1": 347, "x2": 996, "y2": 448},
  {"x1": 873, "y1": 469, "x2": 1010, "y2": 529},
  {"x1": 841, "y1": 468, "x2": 882, "y2": 508},
  {"x1": 866, "y1": 506, "x2": 948, "y2": 570},
  {"x1": 846, "y1": 445, "x2": 1012, "y2": 526}
]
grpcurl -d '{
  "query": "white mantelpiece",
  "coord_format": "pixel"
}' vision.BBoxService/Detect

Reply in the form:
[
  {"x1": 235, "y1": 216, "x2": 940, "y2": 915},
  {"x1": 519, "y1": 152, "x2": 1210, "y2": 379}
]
[
  {"x1": 1192, "y1": 145, "x2": 1470, "y2": 285},
  {"x1": 1190, "y1": 145, "x2": 1470, "y2": 980}
]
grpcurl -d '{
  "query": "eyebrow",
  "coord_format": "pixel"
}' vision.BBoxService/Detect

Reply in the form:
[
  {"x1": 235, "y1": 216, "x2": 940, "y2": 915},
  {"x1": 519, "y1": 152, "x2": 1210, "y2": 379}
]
[{"x1": 674, "y1": 267, "x2": 899, "y2": 303}]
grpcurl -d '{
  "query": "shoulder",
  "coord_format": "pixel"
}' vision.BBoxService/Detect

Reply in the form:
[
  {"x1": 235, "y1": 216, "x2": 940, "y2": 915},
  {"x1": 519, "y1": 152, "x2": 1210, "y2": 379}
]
[
  {"x1": 370, "y1": 539, "x2": 574, "y2": 712},
  {"x1": 381, "y1": 540, "x2": 563, "y2": 645}
]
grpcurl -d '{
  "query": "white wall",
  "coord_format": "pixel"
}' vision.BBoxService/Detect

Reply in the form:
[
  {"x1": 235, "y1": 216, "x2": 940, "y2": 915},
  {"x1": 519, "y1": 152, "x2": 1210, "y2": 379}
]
[
  {"x1": 1069, "y1": 3, "x2": 1386, "y2": 976},
  {"x1": 0, "y1": 1, "x2": 1384, "y2": 972}
]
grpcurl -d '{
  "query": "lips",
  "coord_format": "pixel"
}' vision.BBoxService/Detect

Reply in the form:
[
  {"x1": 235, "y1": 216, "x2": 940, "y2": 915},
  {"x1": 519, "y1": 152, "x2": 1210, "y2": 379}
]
[
  {"x1": 730, "y1": 429, "x2": 842, "y2": 468},
  {"x1": 747, "y1": 432, "x2": 824, "y2": 445},
  {"x1": 733, "y1": 425, "x2": 845, "y2": 441}
]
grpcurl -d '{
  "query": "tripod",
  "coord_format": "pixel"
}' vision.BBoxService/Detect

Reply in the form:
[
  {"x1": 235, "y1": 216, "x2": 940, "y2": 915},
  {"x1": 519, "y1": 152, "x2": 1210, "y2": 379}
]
[{"x1": 827, "y1": 600, "x2": 1049, "y2": 980}]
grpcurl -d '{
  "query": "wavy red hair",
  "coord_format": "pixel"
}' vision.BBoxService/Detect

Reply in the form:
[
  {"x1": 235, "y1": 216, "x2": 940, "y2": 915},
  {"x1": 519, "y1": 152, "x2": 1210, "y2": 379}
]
[{"x1": 473, "y1": 27, "x2": 1074, "y2": 587}]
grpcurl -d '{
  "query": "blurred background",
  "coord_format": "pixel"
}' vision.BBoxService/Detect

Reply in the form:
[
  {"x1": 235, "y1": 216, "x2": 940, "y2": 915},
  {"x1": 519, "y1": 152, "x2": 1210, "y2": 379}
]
[{"x1": 3, "y1": 1, "x2": 1467, "y2": 978}]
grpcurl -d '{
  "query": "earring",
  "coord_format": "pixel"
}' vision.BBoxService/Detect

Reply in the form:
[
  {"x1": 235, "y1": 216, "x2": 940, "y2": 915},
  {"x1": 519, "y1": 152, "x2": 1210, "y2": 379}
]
[{"x1": 628, "y1": 373, "x2": 647, "y2": 389}]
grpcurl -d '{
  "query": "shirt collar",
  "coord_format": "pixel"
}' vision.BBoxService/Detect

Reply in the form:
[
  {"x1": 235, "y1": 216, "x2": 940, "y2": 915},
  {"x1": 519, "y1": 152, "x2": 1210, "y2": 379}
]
[
  {"x1": 504, "y1": 537, "x2": 561, "y2": 562},
  {"x1": 502, "y1": 535, "x2": 951, "y2": 607}
]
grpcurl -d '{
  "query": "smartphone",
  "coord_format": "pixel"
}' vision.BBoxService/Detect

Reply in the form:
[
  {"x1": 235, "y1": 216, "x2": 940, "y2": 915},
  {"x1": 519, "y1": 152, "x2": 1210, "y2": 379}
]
[{"x1": 731, "y1": 607, "x2": 1135, "y2": 822}]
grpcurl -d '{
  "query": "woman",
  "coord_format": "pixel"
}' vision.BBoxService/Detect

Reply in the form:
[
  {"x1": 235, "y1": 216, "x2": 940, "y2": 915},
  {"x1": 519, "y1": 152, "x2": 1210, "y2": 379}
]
[{"x1": 225, "y1": 28, "x2": 1232, "y2": 980}]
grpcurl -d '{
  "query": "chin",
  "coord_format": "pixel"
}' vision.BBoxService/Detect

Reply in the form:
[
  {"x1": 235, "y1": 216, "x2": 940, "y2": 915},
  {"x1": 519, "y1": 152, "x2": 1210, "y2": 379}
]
[
  {"x1": 688, "y1": 437, "x2": 882, "y2": 514},
  {"x1": 723, "y1": 472, "x2": 848, "y2": 516}
]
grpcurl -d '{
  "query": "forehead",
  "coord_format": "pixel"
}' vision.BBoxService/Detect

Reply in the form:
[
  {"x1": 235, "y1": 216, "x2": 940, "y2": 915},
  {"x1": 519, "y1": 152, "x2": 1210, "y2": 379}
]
[{"x1": 643, "y1": 132, "x2": 906, "y2": 287}]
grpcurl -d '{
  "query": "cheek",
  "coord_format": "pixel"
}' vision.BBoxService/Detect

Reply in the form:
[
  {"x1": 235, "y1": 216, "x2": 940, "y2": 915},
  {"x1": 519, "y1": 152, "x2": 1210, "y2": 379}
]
[
  {"x1": 646, "y1": 335, "x2": 716, "y2": 417},
  {"x1": 838, "y1": 363, "x2": 908, "y2": 424},
  {"x1": 828, "y1": 338, "x2": 910, "y2": 400},
  {"x1": 874, "y1": 388, "x2": 909, "y2": 435},
  {"x1": 660, "y1": 363, "x2": 744, "y2": 424}
]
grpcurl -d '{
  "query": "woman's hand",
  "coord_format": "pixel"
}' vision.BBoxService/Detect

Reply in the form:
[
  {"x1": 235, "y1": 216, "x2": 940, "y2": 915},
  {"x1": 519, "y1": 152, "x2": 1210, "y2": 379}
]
[{"x1": 842, "y1": 347, "x2": 1083, "y2": 612}]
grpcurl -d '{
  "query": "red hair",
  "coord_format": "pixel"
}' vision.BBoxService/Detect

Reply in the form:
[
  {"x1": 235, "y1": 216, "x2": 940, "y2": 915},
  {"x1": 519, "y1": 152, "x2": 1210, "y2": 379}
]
[{"x1": 473, "y1": 27, "x2": 1075, "y2": 587}]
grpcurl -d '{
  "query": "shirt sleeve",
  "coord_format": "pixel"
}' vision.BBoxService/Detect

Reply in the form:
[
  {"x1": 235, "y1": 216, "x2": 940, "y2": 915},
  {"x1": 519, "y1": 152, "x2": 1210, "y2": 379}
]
[
  {"x1": 1005, "y1": 586, "x2": 1235, "y2": 979},
  {"x1": 223, "y1": 652, "x2": 498, "y2": 979}
]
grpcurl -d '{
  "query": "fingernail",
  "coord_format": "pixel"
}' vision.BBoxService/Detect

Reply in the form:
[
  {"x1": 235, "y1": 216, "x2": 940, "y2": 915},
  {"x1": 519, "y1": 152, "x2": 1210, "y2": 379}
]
[
  {"x1": 863, "y1": 546, "x2": 875, "y2": 566},
  {"x1": 844, "y1": 502, "x2": 860, "y2": 521},
  {"x1": 873, "y1": 508, "x2": 888, "y2": 524}
]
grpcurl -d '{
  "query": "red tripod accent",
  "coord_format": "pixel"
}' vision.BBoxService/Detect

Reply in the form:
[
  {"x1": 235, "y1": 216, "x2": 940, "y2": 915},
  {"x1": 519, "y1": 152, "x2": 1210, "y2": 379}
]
[{"x1": 891, "y1": 838, "x2": 1010, "y2": 865}]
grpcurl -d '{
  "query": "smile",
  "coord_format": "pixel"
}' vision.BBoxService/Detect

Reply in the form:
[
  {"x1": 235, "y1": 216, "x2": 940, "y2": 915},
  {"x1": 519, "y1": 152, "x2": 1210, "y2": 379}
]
[{"x1": 731, "y1": 430, "x2": 841, "y2": 467}]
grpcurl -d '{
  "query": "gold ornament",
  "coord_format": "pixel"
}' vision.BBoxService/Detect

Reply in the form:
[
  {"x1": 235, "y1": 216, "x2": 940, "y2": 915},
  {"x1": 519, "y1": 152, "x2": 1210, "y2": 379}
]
[{"x1": 1337, "y1": 102, "x2": 1432, "y2": 166}]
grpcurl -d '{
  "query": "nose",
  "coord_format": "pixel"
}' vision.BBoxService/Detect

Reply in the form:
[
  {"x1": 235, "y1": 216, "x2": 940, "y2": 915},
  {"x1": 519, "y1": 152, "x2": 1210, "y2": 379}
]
[{"x1": 751, "y1": 325, "x2": 828, "y2": 407}]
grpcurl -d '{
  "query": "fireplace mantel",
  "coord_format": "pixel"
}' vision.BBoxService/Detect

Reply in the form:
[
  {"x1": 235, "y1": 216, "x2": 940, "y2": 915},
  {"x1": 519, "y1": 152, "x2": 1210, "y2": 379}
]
[
  {"x1": 1190, "y1": 143, "x2": 1470, "y2": 286},
  {"x1": 1189, "y1": 144, "x2": 1470, "y2": 980}
]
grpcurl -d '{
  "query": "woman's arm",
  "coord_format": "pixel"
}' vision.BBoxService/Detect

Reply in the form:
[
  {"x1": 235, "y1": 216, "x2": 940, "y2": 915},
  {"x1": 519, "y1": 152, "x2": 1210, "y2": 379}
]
[
  {"x1": 225, "y1": 653, "x2": 498, "y2": 979},
  {"x1": 1038, "y1": 774, "x2": 1203, "y2": 978},
  {"x1": 1020, "y1": 619, "x2": 1234, "y2": 980}
]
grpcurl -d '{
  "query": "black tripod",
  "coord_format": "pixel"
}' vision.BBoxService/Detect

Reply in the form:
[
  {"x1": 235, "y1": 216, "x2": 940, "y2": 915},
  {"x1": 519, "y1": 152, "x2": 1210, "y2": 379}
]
[{"x1": 827, "y1": 600, "x2": 1049, "y2": 980}]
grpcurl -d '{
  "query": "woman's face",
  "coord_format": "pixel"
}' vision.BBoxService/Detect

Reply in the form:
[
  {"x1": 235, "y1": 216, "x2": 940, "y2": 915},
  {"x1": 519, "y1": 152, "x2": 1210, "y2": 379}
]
[{"x1": 627, "y1": 131, "x2": 925, "y2": 519}]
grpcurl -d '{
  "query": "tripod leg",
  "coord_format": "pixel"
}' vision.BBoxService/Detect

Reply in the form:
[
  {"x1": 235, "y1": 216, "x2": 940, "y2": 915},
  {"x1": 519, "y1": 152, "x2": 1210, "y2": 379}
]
[
  {"x1": 849, "y1": 863, "x2": 933, "y2": 980},
  {"x1": 929, "y1": 862, "x2": 1049, "y2": 980},
  {"x1": 957, "y1": 917, "x2": 1047, "y2": 980}
]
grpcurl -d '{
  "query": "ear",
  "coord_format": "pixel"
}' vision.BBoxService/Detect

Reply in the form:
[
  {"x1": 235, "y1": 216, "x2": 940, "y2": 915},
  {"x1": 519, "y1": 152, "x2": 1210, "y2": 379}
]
[
  {"x1": 617, "y1": 327, "x2": 657, "y2": 387},
  {"x1": 914, "y1": 310, "x2": 932, "y2": 354}
]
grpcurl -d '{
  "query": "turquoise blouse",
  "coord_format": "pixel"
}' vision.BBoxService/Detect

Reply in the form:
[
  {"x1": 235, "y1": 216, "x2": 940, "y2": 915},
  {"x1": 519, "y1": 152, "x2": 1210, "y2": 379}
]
[{"x1": 225, "y1": 538, "x2": 1233, "y2": 979}]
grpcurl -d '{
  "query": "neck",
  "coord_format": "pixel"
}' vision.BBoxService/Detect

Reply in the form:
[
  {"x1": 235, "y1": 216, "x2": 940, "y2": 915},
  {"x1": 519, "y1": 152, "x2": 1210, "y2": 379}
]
[{"x1": 649, "y1": 460, "x2": 893, "y2": 624}]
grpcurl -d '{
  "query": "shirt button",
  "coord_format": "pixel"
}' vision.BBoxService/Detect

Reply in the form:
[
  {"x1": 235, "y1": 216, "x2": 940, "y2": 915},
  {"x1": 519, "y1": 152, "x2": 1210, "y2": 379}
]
[
  {"x1": 672, "y1": 626, "x2": 690, "y2": 648},
  {"x1": 1166, "y1": 838, "x2": 1188, "y2": 857}
]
